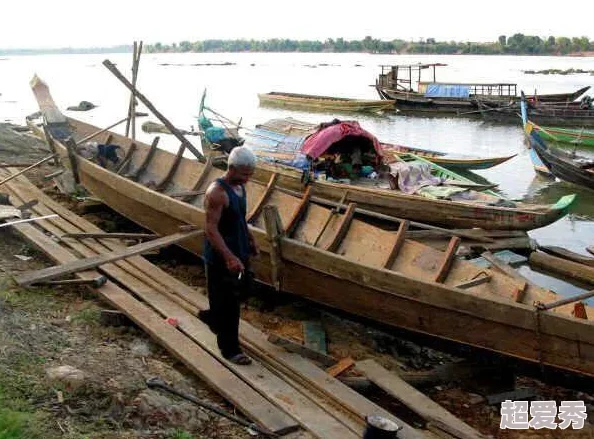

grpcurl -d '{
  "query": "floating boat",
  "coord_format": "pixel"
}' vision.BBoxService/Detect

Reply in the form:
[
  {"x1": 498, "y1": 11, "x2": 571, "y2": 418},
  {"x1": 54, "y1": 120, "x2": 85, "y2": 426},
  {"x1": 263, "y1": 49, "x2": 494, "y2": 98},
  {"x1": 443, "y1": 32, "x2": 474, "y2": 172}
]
[
  {"x1": 198, "y1": 111, "x2": 573, "y2": 231},
  {"x1": 532, "y1": 125, "x2": 594, "y2": 148},
  {"x1": 257, "y1": 92, "x2": 396, "y2": 113},
  {"x1": 30, "y1": 74, "x2": 594, "y2": 378},
  {"x1": 249, "y1": 116, "x2": 515, "y2": 172},
  {"x1": 375, "y1": 63, "x2": 590, "y2": 117}
]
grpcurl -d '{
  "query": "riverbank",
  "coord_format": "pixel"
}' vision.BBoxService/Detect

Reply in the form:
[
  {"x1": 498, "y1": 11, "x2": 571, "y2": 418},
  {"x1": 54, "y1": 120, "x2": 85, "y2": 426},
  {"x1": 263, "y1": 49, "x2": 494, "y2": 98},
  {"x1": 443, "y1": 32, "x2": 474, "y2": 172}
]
[{"x1": 2, "y1": 122, "x2": 594, "y2": 438}]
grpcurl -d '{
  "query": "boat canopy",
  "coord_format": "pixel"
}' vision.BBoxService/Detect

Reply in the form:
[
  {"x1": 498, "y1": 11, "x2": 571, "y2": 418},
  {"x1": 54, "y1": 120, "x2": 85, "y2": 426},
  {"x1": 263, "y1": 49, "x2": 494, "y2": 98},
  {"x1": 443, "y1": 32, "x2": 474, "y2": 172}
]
[{"x1": 301, "y1": 120, "x2": 382, "y2": 159}]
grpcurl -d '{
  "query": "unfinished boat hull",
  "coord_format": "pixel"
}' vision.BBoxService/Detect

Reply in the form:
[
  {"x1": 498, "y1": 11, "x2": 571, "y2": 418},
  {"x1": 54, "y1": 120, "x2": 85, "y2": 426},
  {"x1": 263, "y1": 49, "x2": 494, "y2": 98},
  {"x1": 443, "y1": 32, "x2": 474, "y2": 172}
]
[{"x1": 30, "y1": 76, "x2": 594, "y2": 378}]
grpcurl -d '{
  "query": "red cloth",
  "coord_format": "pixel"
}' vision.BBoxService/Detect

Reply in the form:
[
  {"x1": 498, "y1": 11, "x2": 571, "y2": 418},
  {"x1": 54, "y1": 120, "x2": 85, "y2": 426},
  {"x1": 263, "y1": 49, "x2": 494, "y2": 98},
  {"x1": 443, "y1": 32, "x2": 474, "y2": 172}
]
[{"x1": 301, "y1": 121, "x2": 383, "y2": 159}]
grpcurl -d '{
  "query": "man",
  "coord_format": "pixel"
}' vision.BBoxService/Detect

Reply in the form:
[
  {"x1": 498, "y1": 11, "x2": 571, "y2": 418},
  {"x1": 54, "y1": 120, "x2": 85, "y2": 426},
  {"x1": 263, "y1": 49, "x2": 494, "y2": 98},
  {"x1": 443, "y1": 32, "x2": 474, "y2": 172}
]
[{"x1": 200, "y1": 146, "x2": 258, "y2": 365}]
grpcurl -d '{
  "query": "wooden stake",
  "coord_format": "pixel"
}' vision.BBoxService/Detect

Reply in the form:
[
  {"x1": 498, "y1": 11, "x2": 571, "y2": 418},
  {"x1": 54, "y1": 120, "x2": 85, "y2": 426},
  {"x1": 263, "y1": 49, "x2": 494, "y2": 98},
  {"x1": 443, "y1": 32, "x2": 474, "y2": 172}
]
[{"x1": 103, "y1": 59, "x2": 205, "y2": 162}]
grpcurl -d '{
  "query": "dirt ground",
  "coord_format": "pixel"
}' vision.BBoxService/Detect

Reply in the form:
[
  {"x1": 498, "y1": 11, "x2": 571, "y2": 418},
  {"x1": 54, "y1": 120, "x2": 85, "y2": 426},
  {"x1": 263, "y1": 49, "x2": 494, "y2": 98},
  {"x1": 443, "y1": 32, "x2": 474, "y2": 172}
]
[{"x1": 1, "y1": 122, "x2": 594, "y2": 439}]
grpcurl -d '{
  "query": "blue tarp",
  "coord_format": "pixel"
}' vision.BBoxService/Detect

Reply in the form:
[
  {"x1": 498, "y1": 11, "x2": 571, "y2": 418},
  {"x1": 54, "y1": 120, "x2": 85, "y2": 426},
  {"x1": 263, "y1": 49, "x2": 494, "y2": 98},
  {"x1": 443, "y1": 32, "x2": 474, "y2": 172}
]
[{"x1": 424, "y1": 84, "x2": 470, "y2": 98}]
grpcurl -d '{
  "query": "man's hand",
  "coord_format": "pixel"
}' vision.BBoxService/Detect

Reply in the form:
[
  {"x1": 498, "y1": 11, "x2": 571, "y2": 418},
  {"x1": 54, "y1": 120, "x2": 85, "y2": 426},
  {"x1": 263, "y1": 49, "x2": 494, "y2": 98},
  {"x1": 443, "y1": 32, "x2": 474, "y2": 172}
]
[{"x1": 225, "y1": 254, "x2": 245, "y2": 274}]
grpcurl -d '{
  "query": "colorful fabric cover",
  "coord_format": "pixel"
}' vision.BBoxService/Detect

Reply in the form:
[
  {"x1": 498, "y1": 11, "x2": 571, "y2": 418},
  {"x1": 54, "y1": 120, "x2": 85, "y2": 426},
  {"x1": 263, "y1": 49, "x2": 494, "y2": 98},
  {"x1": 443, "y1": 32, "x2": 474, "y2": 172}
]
[
  {"x1": 301, "y1": 121, "x2": 383, "y2": 159},
  {"x1": 424, "y1": 84, "x2": 470, "y2": 98}
]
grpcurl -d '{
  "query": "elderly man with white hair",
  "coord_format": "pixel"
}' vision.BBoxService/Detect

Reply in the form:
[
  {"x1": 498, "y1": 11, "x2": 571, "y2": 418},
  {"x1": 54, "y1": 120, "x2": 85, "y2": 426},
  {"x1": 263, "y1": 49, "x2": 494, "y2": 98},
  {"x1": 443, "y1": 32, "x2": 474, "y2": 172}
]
[{"x1": 199, "y1": 146, "x2": 258, "y2": 365}]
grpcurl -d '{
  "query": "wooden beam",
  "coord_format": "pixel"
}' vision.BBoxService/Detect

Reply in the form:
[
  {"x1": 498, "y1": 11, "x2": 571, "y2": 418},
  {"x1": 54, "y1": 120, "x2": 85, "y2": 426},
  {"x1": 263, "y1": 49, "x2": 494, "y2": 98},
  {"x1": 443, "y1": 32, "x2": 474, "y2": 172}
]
[
  {"x1": 481, "y1": 250, "x2": 530, "y2": 284},
  {"x1": 538, "y1": 245, "x2": 594, "y2": 267},
  {"x1": 183, "y1": 157, "x2": 213, "y2": 202},
  {"x1": 357, "y1": 359, "x2": 487, "y2": 439},
  {"x1": 62, "y1": 138, "x2": 80, "y2": 185},
  {"x1": 61, "y1": 232, "x2": 159, "y2": 240},
  {"x1": 116, "y1": 142, "x2": 137, "y2": 175},
  {"x1": 285, "y1": 185, "x2": 312, "y2": 237},
  {"x1": 326, "y1": 357, "x2": 355, "y2": 377},
  {"x1": 434, "y1": 236, "x2": 461, "y2": 283},
  {"x1": 170, "y1": 190, "x2": 205, "y2": 199},
  {"x1": 529, "y1": 251, "x2": 594, "y2": 286},
  {"x1": 383, "y1": 220, "x2": 409, "y2": 269},
  {"x1": 247, "y1": 173, "x2": 278, "y2": 223},
  {"x1": 127, "y1": 136, "x2": 159, "y2": 180},
  {"x1": 263, "y1": 205, "x2": 283, "y2": 291},
  {"x1": 15, "y1": 229, "x2": 203, "y2": 286},
  {"x1": 155, "y1": 144, "x2": 185, "y2": 191},
  {"x1": 103, "y1": 60, "x2": 205, "y2": 163},
  {"x1": 324, "y1": 202, "x2": 357, "y2": 253}
]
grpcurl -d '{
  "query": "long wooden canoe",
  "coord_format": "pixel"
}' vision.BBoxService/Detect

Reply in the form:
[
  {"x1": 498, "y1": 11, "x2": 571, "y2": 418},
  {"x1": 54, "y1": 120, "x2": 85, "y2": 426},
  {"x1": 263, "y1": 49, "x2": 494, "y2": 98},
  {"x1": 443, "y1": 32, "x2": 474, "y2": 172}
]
[
  {"x1": 533, "y1": 125, "x2": 594, "y2": 148},
  {"x1": 30, "y1": 75, "x2": 594, "y2": 378},
  {"x1": 258, "y1": 92, "x2": 395, "y2": 113}
]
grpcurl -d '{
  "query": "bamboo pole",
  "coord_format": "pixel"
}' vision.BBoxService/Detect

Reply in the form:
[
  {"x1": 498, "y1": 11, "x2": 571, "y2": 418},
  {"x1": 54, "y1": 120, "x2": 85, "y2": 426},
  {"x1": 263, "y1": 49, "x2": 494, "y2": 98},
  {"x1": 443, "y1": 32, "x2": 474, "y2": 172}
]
[
  {"x1": 76, "y1": 117, "x2": 129, "y2": 146},
  {"x1": 103, "y1": 59, "x2": 206, "y2": 163},
  {"x1": 0, "y1": 154, "x2": 57, "y2": 188},
  {"x1": 125, "y1": 41, "x2": 143, "y2": 139}
]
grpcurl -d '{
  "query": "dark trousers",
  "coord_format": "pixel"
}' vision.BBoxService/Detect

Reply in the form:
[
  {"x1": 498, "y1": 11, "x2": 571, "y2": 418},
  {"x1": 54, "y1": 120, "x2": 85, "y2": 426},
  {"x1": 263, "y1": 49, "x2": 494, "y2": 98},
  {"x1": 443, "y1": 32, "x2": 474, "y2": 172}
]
[{"x1": 203, "y1": 262, "x2": 246, "y2": 358}]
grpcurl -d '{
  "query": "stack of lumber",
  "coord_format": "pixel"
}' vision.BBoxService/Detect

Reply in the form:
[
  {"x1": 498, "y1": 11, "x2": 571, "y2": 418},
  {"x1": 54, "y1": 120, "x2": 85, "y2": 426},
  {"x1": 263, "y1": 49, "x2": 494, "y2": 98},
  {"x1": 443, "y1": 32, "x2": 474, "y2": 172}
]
[{"x1": 0, "y1": 169, "x2": 436, "y2": 439}]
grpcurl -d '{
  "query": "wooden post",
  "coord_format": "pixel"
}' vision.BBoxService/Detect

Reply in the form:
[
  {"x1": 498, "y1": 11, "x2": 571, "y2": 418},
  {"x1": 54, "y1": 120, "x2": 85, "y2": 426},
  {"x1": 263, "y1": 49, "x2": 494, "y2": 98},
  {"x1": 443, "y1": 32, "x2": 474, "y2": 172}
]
[
  {"x1": 102, "y1": 59, "x2": 205, "y2": 163},
  {"x1": 263, "y1": 205, "x2": 283, "y2": 292},
  {"x1": 125, "y1": 41, "x2": 143, "y2": 140},
  {"x1": 63, "y1": 138, "x2": 80, "y2": 185}
]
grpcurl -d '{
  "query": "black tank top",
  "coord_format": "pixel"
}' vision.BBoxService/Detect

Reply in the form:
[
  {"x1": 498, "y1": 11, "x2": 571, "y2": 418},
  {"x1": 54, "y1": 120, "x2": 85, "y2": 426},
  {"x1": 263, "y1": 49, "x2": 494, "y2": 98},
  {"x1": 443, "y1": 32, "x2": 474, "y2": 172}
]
[{"x1": 203, "y1": 178, "x2": 250, "y2": 265}]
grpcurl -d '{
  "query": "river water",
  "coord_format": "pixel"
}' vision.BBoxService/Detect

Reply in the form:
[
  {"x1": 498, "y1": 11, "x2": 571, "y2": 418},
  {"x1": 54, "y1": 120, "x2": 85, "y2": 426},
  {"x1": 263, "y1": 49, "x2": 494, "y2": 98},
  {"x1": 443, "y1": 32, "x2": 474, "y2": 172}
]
[{"x1": 1, "y1": 52, "x2": 593, "y2": 296}]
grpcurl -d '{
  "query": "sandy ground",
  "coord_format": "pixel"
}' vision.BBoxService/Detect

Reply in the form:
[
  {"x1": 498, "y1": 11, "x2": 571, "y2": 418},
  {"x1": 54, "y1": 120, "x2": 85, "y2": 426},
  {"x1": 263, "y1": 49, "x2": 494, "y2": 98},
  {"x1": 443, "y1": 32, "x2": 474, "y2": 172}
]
[{"x1": 1, "y1": 122, "x2": 594, "y2": 438}]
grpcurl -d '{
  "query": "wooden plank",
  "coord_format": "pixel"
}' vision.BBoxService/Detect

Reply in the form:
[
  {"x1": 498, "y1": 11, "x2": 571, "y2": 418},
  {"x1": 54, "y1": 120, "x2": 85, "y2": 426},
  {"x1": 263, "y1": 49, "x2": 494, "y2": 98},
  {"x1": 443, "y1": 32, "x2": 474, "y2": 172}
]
[
  {"x1": 481, "y1": 251, "x2": 530, "y2": 284},
  {"x1": 303, "y1": 321, "x2": 327, "y2": 354},
  {"x1": 0, "y1": 154, "x2": 57, "y2": 188},
  {"x1": 155, "y1": 144, "x2": 185, "y2": 191},
  {"x1": 383, "y1": 220, "x2": 409, "y2": 269},
  {"x1": 127, "y1": 136, "x2": 159, "y2": 180},
  {"x1": 326, "y1": 358, "x2": 355, "y2": 377},
  {"x1": 116, "y1": 142, "x2": 137, "y2": 175},
  {"x1": 357, "y1": 359, "x2": 486, "y2": 439},
  {"x1": 434, "y1": 236, "x2": 461, "y2": 283},
  {"x1": 324, "y1": 202, "x2": 357, "y2": 252},
  {"x1": 263, "y1": 205, "x2": 283, "y2": 291},
  {"x1": 183, "y1": 157, "x2": 213, "y2": 202},
  {"x1": 539, "y1": 245, "x2": 594, "y2": 267},
  {"x1": 286, "y1": 185, "x2": 312, "y2": 236},
  {"x1": 530, "y1": 251, "x2": 594, "y2": 285},
  {"x1": 247, "y1": 173, "x2": 278, "y2": 223},
  {"x1": 62, "y1": 232, "x2": 159, "y2": 240},
  {"x1": 15, "y1": 229, "x2": 203, "y2": 286},
  {"x1": 8, "y1": 221, "x2": 298, "y2": 435},
  {"x1": 267, "y1": 334, "x2": 336, "y2": 367}
]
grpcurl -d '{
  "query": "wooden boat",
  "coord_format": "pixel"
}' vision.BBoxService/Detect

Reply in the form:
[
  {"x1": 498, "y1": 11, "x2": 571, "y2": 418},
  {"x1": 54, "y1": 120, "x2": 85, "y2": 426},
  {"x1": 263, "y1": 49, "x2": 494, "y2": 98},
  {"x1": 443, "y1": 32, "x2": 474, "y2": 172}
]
[
  {"x1": 249, "y1": 117, "x2": 516, "y2": 172},
  {"x1": 480, "y1": 99, "x2": 594, "y2": 128},
  {"x1": 30, "y1": 74, "x2": 594, "y2": 378},
  {"x1": 375, "y1": 63, "x2": 591, "y2": 116},
  {"x1": 522, "y1": 98, "x2": 594, "y2": 189},
  {"x1": 258, "y1": 92, "x2": 395, "y2": 113},
  {"x1": 532, "y1": 125, "x2": 594, "y2": 148},
  {"x1": 200, "y1": 114, "x2": 573, "y2": 231}
]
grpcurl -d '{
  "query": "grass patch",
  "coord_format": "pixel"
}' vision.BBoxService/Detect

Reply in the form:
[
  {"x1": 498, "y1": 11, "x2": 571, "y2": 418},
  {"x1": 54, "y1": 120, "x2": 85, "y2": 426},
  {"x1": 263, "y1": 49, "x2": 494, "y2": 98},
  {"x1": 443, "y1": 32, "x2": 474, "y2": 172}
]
[
  {"x1": 167, "y1": 430, "x2": 195, "y2": 439},
  {"x1": 71, "y1": 306, "x2": 100, "y2": 326},
  {"x1": 0, "y1": 408, "x2": 48, "y2": 439}
]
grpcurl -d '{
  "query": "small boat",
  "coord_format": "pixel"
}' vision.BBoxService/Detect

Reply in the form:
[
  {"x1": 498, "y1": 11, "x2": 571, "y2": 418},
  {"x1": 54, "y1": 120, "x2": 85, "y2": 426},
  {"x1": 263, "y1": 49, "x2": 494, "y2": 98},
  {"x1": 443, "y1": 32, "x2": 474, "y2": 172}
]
[
  {"x1": 258, "y1": 92, "x2": 395, "y2": 113},
  {"x1": 522, "y1": 98, "x2": 594, "y2": 189},
  {"x1": 251, "y1": 116, "x2": 516, "y2": 172},
  {"x1": 30, "y1": 74, "x2": 594, "y2": 378},
  {"x1": 197, "y1": 111, "x2": 574, "y2": 231},
  {"x1": 375, "y1": 63, "x2": 591, "y2": 117},
  {"x1": 532, "y1": 125, "x2": 594, "y2": 148}
]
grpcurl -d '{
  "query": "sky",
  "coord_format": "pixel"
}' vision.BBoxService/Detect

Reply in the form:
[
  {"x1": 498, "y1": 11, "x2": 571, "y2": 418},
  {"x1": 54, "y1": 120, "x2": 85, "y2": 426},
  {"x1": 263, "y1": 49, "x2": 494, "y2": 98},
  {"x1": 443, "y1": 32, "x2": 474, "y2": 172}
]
[{"x1": 2, "y1": 0, "x2": 593, "y2": 49}]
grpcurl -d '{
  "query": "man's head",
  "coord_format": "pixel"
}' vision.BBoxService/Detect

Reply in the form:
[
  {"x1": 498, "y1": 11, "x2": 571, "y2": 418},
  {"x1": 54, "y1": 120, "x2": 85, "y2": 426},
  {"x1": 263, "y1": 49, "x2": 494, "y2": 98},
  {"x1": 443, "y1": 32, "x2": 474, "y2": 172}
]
[{"x1": 227, "y1": 146, "x2": 256, "y2": 185}]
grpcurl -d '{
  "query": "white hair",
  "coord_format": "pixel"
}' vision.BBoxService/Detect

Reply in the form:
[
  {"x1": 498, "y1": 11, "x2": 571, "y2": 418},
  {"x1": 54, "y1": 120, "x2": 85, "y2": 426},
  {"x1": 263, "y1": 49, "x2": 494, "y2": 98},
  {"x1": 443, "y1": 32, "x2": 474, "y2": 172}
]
[{"x1": 228, "y1": 146, "x2": 256, "y2": 169}]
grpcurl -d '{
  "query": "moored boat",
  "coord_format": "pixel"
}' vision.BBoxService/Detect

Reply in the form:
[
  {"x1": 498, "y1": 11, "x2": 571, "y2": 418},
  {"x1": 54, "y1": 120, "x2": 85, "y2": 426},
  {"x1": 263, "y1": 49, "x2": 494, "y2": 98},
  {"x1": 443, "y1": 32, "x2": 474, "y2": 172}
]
[
  {"x1": 30, "y1": 73, "x2": 594, "y2": 378},
  {"x1": 532, "y1": 125, "x2": 594, "y2": 148},
  {"x1": 258, "y1": 91, "x2": 395, "y2": 113}
]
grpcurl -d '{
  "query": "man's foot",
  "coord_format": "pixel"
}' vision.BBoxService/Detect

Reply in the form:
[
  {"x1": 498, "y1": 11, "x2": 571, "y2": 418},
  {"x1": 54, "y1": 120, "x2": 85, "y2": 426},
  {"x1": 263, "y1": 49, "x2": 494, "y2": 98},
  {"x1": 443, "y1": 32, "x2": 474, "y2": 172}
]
[{"x1": 225, "y1": 352, "x2": 252, "y2": 365}]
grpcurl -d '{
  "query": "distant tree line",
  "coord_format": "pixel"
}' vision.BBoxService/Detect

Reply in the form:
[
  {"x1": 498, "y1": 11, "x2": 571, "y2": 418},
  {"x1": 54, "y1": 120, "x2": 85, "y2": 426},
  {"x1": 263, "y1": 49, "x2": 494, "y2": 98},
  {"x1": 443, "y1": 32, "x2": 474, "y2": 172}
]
[
  {"x1": 145, "y1": 34, "x2": 594, "y2": 55},
  {"x1": 0, "y1": 45, "x2": 131, "y2": 55}
]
